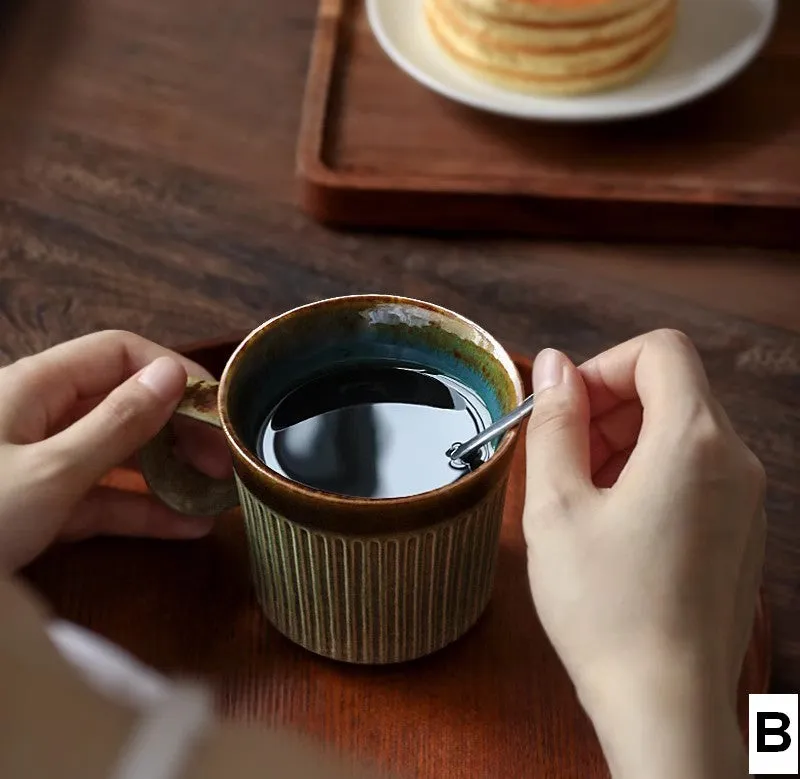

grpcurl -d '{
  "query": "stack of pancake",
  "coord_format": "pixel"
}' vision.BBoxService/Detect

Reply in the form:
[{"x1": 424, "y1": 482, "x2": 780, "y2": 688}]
[{"x1": 424, "y1": 0, "x2": 677, "y2": 96}]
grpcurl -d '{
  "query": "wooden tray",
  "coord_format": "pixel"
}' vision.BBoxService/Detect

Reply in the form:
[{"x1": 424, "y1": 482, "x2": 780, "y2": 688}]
[
  {"x1": 296, "y1": 0, "x2": 800, "y2": 248},
  {"x1": 26, "y1": 337, "x2": 771, "y2": 779}
]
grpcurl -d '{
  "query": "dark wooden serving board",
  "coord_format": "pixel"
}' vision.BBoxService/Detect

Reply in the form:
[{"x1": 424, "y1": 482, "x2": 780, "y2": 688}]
[
  {"x1": 296, "y1": 0, "x2": 800, "y2": 247},
  {"x1": 25, "y1": 341, "x2": 770, "y2": 779}
]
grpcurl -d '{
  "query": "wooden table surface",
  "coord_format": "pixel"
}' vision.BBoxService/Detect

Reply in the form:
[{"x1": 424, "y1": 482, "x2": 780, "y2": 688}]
[{"x1": 0, "y1": 0, "x2": 798, "y2": 770}]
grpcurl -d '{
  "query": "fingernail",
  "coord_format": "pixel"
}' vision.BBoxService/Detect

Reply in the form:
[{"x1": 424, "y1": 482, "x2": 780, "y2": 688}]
[
  {"x1": 137, "y1": 357, "x2": 185, "y2": 402},
  {"x1": 533, "y1": 349, "x2": 567, "y2": 393}
]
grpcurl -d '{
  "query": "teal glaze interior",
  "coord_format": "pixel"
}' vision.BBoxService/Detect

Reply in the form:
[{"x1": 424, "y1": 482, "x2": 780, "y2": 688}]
[{"x1": 226, "y1": 300, "x2": 521, "y2": 457}]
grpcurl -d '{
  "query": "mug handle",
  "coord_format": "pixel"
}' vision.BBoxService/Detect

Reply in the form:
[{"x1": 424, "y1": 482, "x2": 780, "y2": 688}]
[{"x1": 139, "y1": 377, "x2": 239, "y2": 516}]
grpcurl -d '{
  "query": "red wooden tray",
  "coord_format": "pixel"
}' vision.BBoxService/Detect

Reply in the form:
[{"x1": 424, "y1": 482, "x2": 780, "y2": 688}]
[{"x1": 297, "y1": 0, "x2": 800, "y2": 247}]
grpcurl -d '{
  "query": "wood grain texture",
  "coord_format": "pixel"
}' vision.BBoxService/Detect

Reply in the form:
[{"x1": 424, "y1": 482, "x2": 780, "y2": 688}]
[
  {"x1": 26, "y1": 346, "x2": 770, "y2": 779},
  {"x1": 298, "y1": 0, "x2": 800, "y2": 246},
  {"x1": 0, "y1": 0, "x2": 794, "y2": 772}
]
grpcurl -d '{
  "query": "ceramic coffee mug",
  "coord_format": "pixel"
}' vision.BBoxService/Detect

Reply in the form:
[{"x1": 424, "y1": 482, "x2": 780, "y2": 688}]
[{"x1": 141, "y1": 296, "x2": 524, "y2": 664}]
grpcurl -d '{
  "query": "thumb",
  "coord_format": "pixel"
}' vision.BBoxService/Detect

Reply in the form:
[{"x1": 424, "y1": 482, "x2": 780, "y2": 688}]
[
  {"x1": 525, "y1": 349, "x2": 592, "y2": 507},
  {"x1": 41, "y1": 356, "x2": 187, "y2": 495}
]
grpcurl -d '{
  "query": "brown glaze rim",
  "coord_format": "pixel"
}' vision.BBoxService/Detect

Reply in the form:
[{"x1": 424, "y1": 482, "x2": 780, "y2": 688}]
[{"x1": 217, "y1": 295, "x2": 525, "y2": 536}]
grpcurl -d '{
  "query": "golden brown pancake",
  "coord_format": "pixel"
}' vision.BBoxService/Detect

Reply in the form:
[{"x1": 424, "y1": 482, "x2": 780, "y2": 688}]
[
  {"x1": 425, "y1": 0, "x2": 677, "y2": 95},
  {"x1": 436, "y1": 0, "x2": 673, "y2": 50},
  {"x1": 457, "y1": 0, "x2": 655, "y2": 24}
]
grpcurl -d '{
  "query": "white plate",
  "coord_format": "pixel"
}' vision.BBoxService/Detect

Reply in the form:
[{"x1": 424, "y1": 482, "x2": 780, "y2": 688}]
[{"x1": 367, "y1": 0, "x2": 777, "y2": 122}]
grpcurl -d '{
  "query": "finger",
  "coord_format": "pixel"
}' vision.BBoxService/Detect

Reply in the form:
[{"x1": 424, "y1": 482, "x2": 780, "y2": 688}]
[
  {"x1": 51, "y1": 396, "x2": 231, "y2": 479},
  {"x1": 0, "y1": 330, "x2": 215, "y2": 442},
  {"x1": 37, "y1": 356, "x2": 188, "y2": 496},
  {"x1": 578, "y1": 329, "x2": 711, "y2": 420},
  {"x1": 525, "y1": 349, "x2": 593, "y2": 508},
  {"x1": 592, "y1": 446, "x2": 634, "y2": 489},
  {"x1": 588, "y1": 400, "x2": 642, "y2": 477},
  {"x1": 49, "y1": 393, "x2": 105, "y2": 436},
  {"x1": 173, "y1": 416, "x2": 233, "y2": 479},
  {"x1": 62, "y1": 486, "x2": 214, "y2": 541}
]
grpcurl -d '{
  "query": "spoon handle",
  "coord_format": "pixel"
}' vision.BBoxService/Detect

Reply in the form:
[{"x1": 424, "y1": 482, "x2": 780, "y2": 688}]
[{"x1": 448, "y1": 393, "x2": 535, "y2": 463}]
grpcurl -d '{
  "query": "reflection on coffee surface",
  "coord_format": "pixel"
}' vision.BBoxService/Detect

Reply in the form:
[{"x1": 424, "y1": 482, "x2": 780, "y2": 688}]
[{"x1": 257, "y1": 361, "x2": 493, "y2": 498}]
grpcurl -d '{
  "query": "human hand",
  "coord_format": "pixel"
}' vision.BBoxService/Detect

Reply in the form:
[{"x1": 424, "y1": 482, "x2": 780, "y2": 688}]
[
  {"x1": 0, "y1": 330, "x2": 231, "y2": 573},
  {"x1": 523, "y1": 330, "x2": 765, "y2": 779}
]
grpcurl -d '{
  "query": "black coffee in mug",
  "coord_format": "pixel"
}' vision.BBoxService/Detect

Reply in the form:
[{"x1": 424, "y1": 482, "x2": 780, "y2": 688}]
[{"x1": 256, "y1": 359, "x2": 493, "y2": 499}]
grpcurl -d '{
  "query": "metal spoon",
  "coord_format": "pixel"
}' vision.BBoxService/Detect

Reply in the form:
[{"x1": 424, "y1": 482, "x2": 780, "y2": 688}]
[{"x1": 447, "y1": 393, "x2": 535, "y2": 465}]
